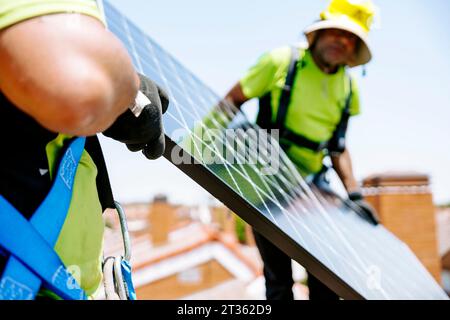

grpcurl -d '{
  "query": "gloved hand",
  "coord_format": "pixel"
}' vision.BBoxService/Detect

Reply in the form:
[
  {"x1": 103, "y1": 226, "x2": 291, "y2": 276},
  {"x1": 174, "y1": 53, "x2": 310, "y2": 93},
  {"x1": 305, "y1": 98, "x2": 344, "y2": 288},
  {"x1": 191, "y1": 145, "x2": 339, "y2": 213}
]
[
  {"x1": 103, "y1": 74, "x2": 169, "y2": 160},
  {"x1": 347, "y1": 191, "x2": 380, "y2": 226}
]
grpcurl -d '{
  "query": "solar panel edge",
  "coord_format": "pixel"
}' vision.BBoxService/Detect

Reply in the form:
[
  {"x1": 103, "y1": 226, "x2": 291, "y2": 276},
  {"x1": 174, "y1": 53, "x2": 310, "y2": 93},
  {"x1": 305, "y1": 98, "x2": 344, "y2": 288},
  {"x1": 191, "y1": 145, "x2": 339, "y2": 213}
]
[{"x1": 163, "y1": 137, "x2": 365, "y2": 300}]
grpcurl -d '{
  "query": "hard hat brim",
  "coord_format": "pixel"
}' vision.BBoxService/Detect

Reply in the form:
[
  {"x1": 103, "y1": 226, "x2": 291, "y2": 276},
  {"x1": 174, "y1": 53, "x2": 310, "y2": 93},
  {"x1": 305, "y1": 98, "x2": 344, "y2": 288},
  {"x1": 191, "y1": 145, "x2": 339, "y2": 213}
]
[{"x1": 304, "y1": 18, "x2": 372, "y2": 67}]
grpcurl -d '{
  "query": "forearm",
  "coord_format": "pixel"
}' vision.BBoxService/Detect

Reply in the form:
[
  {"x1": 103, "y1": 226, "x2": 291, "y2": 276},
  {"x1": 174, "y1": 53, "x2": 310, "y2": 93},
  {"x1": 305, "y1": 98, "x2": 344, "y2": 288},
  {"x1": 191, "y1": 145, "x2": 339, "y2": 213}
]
[
  {"x1": 0, "y1": 14, "x2": 139, "y2": 136},
  {"x1": 224, "y1": 82, "x2": 248, "y2": 109},
  {"x1": 331, "y1": 148, "x2": 360, "y2": 193}
]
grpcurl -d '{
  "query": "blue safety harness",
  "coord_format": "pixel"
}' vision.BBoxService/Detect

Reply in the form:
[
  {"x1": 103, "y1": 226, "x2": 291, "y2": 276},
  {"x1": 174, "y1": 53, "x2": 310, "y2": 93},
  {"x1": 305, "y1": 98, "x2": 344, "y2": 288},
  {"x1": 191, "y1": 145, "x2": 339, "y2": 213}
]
[{"x1": 0, "y1": 137, "x2": 87, "y2": 300}]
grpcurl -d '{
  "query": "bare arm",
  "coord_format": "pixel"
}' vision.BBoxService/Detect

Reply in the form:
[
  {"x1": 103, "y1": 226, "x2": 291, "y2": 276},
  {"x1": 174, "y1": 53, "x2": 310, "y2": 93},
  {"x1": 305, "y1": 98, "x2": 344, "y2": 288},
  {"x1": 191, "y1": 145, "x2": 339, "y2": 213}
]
[
  {"x1": 0, "y1": 13, "x2": 139, "y2": 136},
  {"x1": 331, "y1": 148, "x2": 360, "y2": 193},
  {"x1": 223, "y1": 82, "x2": 249, "y2": 109}
]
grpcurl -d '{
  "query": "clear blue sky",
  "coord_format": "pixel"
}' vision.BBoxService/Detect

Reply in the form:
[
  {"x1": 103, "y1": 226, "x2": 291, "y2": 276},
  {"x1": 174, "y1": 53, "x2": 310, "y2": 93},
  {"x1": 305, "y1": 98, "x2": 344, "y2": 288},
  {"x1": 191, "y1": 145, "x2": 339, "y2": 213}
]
[{"x1": 102, "y1": 0, "x2": 450, "y2": 205}]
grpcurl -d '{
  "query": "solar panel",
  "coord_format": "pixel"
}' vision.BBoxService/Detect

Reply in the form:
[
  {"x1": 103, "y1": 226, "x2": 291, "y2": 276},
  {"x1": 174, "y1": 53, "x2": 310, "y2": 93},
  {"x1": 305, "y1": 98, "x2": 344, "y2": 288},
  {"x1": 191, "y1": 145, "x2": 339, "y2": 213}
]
[{"x1": 101, "y1": 1, "x2": 448, "y2": 299}]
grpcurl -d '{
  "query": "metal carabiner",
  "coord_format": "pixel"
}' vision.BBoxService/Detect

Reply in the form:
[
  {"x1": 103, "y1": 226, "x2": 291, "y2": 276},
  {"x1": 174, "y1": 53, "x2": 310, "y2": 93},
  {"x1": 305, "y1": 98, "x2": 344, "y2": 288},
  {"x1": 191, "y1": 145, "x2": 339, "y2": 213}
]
[
  {"x1": 114, "y1": 201, "x2": 131, "y2": 262},
  {"x1": 102, "y1": 202, "x2": 136, "y2": 300}
]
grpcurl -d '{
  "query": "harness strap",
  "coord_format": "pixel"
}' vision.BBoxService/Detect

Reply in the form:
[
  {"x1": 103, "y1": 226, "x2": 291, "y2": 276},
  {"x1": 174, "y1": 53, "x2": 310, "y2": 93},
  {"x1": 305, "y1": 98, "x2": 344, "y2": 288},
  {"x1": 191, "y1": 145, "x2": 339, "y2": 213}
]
[
  {"x1": 256, "y1": 93, "x2": 272, "y2": 128},
  {"x1": 275, "y1": 46, "x2": 301, "y2": 131},
  {"x1": 0, "y1": 138, "x2": 87, "y2": 300},
  {"x1": 280, "y1": 76, "x2": 353, "y2": 154},
  {"x1": 85, "y1": 136, "x2": 116, "y2": 210},
  {"x1": 327, "y1": 77, "x2": 353, "y2": 154},
  {"x1": 281, "y1": 130, "x2": 328, "y2": 152}
]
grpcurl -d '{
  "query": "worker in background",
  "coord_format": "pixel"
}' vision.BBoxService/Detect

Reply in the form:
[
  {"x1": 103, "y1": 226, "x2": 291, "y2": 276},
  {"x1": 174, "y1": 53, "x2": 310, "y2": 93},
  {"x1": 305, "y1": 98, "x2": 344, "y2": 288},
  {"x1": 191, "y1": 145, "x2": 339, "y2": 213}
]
[
  {"x1": 223, "y1": 0, "x2": 379, "y2": 300},
  {"x1": 0, "y1": 0, "x2": 168, "y2": 299}
]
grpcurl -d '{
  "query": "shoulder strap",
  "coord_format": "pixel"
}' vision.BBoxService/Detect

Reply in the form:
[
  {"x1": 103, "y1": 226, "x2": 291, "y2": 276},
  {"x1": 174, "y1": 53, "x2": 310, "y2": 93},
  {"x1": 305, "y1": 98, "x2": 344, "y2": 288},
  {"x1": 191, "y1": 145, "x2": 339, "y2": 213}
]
[
  {"x1": 275, "y1": 46, "x2": 301, "y2": 131},
  {"x1": 256, "y1": 93, "x2": 273, "y2": 128},
  {"x1": 327, "y1": 75, "x2": 353, "y2": 154},
  {"x1": 0, "y1": 197, "x2": 87, "y2": 300},
  {"x1": 85, "y1": 136, "x2": 116, "y2": 210},
  {"x1": 0, "y1": 138, "x2": 88, "y2": 300}
]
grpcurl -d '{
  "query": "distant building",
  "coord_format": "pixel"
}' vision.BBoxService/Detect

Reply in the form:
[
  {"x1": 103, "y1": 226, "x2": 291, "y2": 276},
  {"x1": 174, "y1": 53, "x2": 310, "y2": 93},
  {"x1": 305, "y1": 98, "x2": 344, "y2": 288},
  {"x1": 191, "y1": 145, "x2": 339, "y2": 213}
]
[
  {"x1": 104, "y1": 197, "x2": 260, "y2": 299},
  {"x1": 131, "y1": 223, "x2": 260, "y2": 299},
  {"x1": 103, "y1": 195, "x2": 310, "y2": 299},
  {"x1": 104, "y1": 171, "x2": 447, "y2": 299}
]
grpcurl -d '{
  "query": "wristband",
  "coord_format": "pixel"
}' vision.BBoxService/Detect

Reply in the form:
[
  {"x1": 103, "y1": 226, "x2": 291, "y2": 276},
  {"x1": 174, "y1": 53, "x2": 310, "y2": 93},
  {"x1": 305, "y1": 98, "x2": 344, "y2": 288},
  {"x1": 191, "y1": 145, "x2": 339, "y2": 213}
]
[{"x1": 129, "y1": 91, "x2": 151, "y2": 118}]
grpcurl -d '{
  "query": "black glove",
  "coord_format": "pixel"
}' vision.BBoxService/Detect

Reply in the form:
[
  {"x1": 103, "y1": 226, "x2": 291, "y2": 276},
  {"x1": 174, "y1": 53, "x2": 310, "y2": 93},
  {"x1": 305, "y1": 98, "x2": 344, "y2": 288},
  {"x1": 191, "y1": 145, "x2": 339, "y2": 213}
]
[
  {"x1": 103, "y1": 74, "x2": 169, "y2": 160},
  {"x1": 347, "y1": 191, "x2": 380, "y2": 226}
]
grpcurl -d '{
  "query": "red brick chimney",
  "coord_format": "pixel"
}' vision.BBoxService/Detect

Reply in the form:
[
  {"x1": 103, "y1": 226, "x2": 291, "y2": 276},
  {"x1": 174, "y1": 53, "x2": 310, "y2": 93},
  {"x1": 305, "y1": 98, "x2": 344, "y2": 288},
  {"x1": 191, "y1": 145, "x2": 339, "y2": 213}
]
[
  {"x1": 362, "y1": 172, "x2": 442, "y2": 282},
  {"x1": 148, "y1": 194, "x2": 175, "y2": 246}
]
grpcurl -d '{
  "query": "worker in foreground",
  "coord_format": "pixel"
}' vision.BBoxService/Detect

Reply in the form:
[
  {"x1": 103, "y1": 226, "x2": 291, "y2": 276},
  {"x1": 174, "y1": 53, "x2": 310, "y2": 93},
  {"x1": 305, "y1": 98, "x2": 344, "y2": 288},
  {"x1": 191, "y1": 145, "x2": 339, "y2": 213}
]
[
  {"x1": 0, "y1": 0, "x2": 168, "y2": 299},
  {"x1": 223, "y1": 0, "x2": 380, "y2": 300}
]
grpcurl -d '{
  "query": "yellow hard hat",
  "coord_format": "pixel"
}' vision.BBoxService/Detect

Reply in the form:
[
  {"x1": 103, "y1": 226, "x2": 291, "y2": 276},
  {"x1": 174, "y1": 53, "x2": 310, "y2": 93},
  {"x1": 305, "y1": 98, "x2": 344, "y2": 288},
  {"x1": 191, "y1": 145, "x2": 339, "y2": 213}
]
[{"x1": 304, "y1": 0, "x2": 377, "y2": 67}]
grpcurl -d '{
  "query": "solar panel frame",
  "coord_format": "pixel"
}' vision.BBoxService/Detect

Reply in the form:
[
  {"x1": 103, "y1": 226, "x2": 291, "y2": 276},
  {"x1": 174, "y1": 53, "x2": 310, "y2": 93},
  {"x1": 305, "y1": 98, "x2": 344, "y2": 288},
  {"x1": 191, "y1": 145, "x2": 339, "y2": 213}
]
[
  {"x1": 101, "y1": 0, "x2": 449, "y2": 300},
  {"x1": 163, "y1": 138, "x2": 364, "y2": 299}
]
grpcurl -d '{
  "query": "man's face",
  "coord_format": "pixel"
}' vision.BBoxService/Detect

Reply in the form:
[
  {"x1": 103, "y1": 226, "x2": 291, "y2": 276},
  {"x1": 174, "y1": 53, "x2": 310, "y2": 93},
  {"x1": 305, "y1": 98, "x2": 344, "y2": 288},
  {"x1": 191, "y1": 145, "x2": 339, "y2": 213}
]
[{"x1": 314, "y1": 28, "x2": 359, "y2": 66}]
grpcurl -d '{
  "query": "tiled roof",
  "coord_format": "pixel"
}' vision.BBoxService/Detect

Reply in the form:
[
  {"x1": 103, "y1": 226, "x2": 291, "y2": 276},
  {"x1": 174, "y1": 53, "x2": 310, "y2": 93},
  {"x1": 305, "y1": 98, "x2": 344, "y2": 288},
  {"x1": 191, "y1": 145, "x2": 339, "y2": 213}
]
[{"x1": 104, "y1": 220, "x2": 262, "y2": 280}]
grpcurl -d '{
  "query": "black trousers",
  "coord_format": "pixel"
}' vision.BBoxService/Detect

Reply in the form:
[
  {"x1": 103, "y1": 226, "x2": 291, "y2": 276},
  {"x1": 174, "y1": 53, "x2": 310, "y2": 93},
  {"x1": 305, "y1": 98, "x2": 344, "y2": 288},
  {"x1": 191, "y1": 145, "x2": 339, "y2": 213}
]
[{"x1": 253, "y1": 228, "x2": 339, "y2": 300}]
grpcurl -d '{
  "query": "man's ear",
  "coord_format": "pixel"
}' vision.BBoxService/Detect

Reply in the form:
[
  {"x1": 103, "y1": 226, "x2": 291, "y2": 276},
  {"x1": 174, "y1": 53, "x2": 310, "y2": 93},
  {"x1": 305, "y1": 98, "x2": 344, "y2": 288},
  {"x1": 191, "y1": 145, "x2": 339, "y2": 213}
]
[{"x1": 309, "y1": 30, "x2": 322, "y2": 50}]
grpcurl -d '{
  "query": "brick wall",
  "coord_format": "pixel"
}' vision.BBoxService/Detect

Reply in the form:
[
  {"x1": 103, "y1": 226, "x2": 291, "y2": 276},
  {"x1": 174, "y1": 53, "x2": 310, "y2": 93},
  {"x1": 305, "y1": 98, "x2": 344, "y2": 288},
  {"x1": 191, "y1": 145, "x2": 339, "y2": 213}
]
[
  {"x1": 148, "y1": 196, "x2": 175, "y2": 246},
  {"x1": 363, "y1": 173, "x2": 442, "y2": 282}
]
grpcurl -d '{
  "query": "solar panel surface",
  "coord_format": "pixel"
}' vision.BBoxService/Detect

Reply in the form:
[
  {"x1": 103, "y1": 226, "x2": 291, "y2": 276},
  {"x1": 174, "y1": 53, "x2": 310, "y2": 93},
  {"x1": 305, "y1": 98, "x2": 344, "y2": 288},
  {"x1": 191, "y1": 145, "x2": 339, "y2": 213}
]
[{"x1": 102, "y1": 0, "x2": 448, "y2": 299}]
